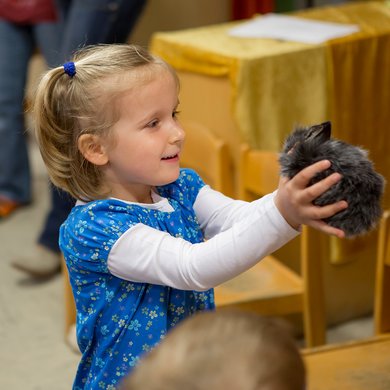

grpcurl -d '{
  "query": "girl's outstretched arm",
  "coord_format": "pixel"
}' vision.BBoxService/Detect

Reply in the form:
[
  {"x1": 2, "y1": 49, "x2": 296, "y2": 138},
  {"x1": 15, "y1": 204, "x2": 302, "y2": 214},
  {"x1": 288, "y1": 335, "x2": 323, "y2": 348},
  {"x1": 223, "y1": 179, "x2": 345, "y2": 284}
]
[
  {"x1": 108, "y1": 192, "x2": 296, "y2": 291},
  {"x1": 108, "y1": 160, "x2": 347, "y2": 291}
]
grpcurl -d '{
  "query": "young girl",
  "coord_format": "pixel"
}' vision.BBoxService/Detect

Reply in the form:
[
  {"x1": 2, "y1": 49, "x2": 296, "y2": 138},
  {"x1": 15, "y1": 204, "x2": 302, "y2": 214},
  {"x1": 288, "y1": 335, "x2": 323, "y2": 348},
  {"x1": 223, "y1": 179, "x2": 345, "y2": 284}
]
[{"x1": 33, "y1": 44, "x2": 347, "y2": 389}]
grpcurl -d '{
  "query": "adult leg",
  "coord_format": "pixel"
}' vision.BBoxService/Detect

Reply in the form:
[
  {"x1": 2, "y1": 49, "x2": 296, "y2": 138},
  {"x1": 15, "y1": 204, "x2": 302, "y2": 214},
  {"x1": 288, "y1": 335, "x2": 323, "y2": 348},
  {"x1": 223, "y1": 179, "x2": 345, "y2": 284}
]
[
  {"x1": 34, "y1": 17, "x2": 64, "y2": 68},
  {"x1": 107, "y1": 0, "x2": 147, "y2": 43},
  {"x1": 61, "y1": 0, "x2": 147, "y2": 58},
  {"x1": 13, "y1": 186, "x2": 75, "y2": 278},
  {"x1": 0, "y1": 21, "x2": 33, "y2": 214},
  {"x1": 38, "y1": 186, "x2": 74, "y2": 253}
]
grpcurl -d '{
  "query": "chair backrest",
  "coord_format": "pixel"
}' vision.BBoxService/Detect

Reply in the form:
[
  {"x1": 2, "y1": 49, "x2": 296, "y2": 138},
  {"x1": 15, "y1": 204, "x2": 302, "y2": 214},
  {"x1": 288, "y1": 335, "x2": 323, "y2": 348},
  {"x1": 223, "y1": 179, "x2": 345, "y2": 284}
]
[
  {"x1": 238, "y1": 144, "x2": 326, "y2": 347},
  {"x1": 180, "y1": 120, "x2": 231, "y2": 194},
  {"x1": 238, "y1": 144, "x2": 280, "y2": 200},
  {"x1": 374, "y1": 210, "x2": 390, "y2": 334}
]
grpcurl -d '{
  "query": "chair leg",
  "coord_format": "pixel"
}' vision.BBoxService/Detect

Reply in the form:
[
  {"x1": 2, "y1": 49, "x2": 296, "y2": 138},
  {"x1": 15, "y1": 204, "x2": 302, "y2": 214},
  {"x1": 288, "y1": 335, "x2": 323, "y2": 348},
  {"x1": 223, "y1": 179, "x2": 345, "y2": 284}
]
[
  {"x1": 301, "y1": 226, "x2": 327, "y2": 347},
  {"x1": 61, "y1": 256, "x2": 76, "y2": 336},
  {"x1": 375, "y1": 264, "x2": 390, "y2": 334},
  {"x1": 374, "y1": 211, "x2": 390, "y2": 335}
]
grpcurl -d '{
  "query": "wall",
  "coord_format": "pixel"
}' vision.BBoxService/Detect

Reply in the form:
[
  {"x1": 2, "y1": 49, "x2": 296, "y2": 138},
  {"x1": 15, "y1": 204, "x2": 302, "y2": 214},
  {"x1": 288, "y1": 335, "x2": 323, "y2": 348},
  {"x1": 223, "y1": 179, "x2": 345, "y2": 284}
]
[{"x1": 129, "y1": 0, "x2": 232, "y2": 47}]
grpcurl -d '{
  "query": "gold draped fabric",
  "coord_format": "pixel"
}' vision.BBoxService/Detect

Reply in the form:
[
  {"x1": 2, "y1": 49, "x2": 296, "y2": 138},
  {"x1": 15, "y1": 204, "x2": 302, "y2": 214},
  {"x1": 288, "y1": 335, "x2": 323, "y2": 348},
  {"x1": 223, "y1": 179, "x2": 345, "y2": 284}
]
[{"x1": 295, "y1": 2, "x2": 390, "y2": 210}]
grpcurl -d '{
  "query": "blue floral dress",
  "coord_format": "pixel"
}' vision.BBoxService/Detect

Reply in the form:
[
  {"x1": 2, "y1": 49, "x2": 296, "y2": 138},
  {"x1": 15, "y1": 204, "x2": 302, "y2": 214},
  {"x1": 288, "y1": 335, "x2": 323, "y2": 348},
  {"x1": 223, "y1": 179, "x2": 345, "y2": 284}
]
[{"x1": 60, "y1": 169, "x2": 215, "y2": 389}]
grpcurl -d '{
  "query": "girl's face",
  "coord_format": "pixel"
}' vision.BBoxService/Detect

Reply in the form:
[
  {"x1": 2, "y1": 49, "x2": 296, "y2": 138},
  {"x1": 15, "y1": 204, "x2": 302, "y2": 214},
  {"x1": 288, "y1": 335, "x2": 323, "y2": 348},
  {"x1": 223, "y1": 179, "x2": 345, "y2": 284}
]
[{"x1": 101, "y1": 68, "x2": 185, "y2": 202}]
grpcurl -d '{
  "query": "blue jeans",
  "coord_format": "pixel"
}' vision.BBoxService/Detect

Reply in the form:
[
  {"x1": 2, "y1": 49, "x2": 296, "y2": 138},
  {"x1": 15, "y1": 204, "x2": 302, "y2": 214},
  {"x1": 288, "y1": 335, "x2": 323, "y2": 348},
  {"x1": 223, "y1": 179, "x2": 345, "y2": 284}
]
[
  {"x1": 0, "y1": 20, "x2": 63, "y2": 204},
  {"x1": 57, "y1": 0, "x2": 147, "y2": 59},
  {"x1": 38, "y1": 0, "x2": 147, "y2": 252}
]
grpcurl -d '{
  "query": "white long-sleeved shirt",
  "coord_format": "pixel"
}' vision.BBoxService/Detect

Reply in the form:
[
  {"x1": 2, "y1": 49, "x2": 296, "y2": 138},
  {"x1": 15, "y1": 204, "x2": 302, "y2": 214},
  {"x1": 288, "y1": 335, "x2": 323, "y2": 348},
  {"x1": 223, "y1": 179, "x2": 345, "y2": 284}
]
[{"x1": 105, "y1": 185, "x2": 298, "y2": 291}]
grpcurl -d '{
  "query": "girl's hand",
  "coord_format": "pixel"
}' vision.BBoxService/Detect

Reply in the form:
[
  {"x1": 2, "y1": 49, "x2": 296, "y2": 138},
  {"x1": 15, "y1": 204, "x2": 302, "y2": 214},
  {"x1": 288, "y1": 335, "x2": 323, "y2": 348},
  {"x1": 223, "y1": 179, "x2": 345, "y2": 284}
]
[{"x1": 274, "y1": 160, "x2": 348, "y2": 238}]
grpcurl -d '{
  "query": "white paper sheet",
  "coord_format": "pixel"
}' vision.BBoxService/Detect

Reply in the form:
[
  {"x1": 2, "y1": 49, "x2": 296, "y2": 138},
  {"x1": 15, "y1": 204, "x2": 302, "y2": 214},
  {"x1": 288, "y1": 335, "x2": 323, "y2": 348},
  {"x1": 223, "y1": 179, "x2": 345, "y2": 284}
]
[{"x1": 228, "y1": 13, "x2": 360, "y2": 44}]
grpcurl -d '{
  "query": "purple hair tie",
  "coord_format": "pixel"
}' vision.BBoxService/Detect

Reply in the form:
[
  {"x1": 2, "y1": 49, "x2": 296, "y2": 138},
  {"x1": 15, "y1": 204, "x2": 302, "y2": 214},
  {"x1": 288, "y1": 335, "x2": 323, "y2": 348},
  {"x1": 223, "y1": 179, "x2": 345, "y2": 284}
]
[{"x1": 63, "y1": 62, "x2": 76, "y2": 77}]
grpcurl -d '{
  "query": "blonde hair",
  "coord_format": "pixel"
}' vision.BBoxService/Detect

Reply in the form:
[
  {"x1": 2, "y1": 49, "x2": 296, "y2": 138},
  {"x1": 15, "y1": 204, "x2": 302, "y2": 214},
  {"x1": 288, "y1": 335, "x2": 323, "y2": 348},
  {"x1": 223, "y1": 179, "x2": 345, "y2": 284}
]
[
  {"x1": 33, "y1": 44, "x2": 177, "y2": 201},
  {"x1": 121, "y1": 310, "x2": 306, "y2": 390}
]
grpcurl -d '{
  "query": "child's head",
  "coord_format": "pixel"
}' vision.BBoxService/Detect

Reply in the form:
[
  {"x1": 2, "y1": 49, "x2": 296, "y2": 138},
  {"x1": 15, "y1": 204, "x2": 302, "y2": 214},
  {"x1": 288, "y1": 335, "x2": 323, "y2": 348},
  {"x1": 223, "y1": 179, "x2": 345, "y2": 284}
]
[
  {"x1": 121, "y1": 310, "x2": 306, "y2": 390},
  {"x1": 33, "y1": 44, "x2": 183, "y2": 201}
]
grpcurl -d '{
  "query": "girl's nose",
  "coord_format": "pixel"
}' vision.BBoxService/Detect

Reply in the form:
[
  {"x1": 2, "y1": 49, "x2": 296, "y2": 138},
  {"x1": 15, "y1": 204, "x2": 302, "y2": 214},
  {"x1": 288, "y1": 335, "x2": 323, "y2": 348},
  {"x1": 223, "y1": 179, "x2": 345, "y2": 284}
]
[{"x1": 170, "y1": 122, "x2": 185, "y2": 144}]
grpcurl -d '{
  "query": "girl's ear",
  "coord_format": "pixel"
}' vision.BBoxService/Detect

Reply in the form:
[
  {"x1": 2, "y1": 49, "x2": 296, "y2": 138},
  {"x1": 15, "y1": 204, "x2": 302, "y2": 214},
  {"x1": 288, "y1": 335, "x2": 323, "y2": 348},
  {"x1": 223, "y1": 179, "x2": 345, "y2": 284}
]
[{"x1": 78, "y1": 134, "x2": 109, "y2": 166}]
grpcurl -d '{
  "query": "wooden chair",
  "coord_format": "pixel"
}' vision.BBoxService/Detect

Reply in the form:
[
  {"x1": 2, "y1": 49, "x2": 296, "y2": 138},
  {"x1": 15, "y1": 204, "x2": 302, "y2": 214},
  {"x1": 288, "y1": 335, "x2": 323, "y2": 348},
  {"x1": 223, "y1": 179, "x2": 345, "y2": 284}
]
[
  {"x1": 180, "y1": 120, "x2": 231, "y2": 195},
  {"x1": 62, "y1": 255, "x2": 76, "y2": 337},
  {"x1": 374, "y1": 209, "x2": 390, "y2": 335},
  {"x1": 214, "y1": 144, "x2": 327, "y2": 347},
  {"x1": 301, "y1": 210, "x2": 390, "y2": 389}
]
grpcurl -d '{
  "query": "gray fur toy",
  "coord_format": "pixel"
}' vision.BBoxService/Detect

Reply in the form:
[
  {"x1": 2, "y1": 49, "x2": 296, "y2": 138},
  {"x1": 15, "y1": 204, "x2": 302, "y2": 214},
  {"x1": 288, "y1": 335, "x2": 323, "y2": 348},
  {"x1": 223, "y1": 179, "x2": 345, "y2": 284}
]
[{"x1": 279, "y1": 121, "x2": 385, "y2": 238}]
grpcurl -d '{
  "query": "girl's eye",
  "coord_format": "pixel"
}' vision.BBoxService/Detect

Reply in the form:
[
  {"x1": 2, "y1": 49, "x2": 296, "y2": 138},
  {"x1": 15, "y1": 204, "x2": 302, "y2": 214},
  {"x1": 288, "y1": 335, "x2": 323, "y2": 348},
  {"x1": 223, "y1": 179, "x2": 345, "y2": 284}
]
[
  {"x1": 147, "y1": 119, "x2": 159, "y2": 128},
  {"x1": 172, "y1": 110, "x2": 180, "y2": 119}
]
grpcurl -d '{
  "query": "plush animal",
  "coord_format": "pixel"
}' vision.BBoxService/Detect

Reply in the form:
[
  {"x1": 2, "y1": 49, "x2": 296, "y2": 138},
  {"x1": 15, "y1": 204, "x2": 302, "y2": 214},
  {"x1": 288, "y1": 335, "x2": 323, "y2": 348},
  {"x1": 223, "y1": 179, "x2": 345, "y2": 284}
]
[{"x1": 279, "y1": 121, "x2": 385, "y2": 237}]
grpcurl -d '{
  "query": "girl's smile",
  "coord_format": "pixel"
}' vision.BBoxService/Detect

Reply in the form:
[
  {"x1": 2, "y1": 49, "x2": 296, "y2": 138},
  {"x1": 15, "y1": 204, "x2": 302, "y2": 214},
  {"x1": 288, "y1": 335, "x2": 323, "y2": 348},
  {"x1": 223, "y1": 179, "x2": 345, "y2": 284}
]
[{"x1": 161, "y1": 153, "x2": 179, "y2": 161}]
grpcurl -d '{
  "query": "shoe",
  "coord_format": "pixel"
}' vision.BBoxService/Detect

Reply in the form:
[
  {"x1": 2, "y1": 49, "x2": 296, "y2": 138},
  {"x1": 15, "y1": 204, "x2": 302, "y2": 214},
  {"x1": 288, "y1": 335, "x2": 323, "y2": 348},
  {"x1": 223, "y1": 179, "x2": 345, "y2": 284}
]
[
  {"x1": 12, "y1": 245, "x2": 61, "y2": 278},
  {"x1": 0, "y1": 196, "x2": 24, "y2": 219},
  {"x1": 66, "y1": 323, "x2": 81, "y2": 354}
]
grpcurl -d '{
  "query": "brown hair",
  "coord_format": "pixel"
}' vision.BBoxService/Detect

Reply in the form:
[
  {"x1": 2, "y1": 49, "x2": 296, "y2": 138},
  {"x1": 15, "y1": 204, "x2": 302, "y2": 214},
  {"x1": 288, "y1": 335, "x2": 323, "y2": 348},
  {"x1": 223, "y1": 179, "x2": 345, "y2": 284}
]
[
  {"x1": 121, "y1": 310, "x2": 306, "y2": 390},
  {"x1": 33, "y1": 44, "x2": 177, "y2": 201}
]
